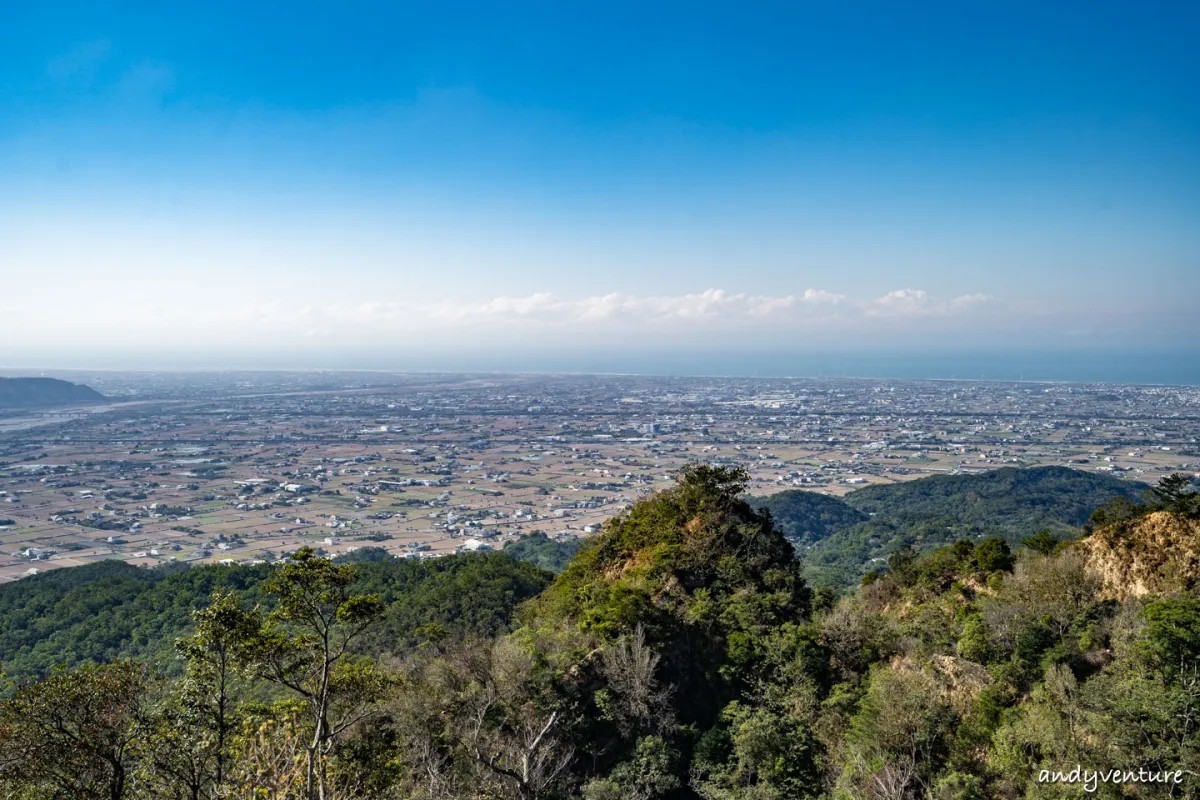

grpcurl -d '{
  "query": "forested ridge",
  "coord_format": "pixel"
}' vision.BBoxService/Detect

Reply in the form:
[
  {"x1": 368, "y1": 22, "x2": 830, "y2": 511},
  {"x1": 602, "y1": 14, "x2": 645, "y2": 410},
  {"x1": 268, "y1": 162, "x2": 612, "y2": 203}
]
[
  {"x1": 754, "y1": 466, "x2": 1147, "y2": 587},
  {"x1": 0, "y1": 465, "x2": 1197, "y2": 800}
]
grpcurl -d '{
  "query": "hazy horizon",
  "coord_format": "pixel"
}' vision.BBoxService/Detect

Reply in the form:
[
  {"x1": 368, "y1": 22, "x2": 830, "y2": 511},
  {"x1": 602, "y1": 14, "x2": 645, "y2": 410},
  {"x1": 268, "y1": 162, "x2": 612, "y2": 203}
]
[{"x1": 5, "y1": 347, "x2": 1200, "y2": 387}]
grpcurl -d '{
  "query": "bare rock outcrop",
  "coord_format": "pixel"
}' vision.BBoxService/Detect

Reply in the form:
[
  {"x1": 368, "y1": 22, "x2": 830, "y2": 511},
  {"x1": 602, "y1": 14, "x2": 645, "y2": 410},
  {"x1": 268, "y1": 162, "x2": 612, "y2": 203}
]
[{"x1": 1077, "y1": 511, "x2": 1200, "y2": 599}]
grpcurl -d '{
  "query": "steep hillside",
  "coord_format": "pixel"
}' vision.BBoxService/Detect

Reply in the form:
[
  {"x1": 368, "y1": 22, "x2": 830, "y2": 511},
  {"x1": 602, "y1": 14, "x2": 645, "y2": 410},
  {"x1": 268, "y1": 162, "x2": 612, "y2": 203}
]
[
  {"x1": 0, "y1": 377, "x2": 107, "y2": 409},
  {"x1": 1079, "y1": 510, "x2": 1200, "y2": 598},
  {"x1": 529, "y1": 464, "x2": 810, "y2": 727}
]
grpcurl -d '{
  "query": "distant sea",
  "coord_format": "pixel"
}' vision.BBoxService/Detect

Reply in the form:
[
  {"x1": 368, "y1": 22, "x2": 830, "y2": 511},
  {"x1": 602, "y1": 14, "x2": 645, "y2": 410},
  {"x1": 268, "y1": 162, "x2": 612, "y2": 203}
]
[
  {"x1": 547, "y1": 351, "x2": 1200, "y2": 386},
  {"x1": 9, "y1": 349, "x2": 1197, "y2": 386}
]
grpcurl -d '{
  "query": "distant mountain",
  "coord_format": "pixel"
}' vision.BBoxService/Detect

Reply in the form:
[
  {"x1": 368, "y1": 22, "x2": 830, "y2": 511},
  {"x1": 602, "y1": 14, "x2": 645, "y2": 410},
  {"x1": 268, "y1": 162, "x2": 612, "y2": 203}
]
[
  {"x1": 748, "y1": 490, "x2": 868, "y2": 546},
  {"x1": 841, "y1": 466, "x2": 1145, "y2": 532},
  {"x1": 754, "y1": 466, "x2": 1148, "y2": 587},
  {"x1": 0, "y1": 377, "x2": 107, "y2": 409}
]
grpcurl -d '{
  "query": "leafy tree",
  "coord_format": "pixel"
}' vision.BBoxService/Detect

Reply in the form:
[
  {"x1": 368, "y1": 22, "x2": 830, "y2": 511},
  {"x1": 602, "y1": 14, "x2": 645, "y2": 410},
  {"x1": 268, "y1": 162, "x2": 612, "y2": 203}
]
[
  {"x1": 1020, "y1": 530, "x2": 1060, "y2": 555},
  {"x1": 840, "y1": 667, "x2": 957, "y2": 800},
  {"x1": 1138, "y1": 597, "x2": 1200, "y2": 678},
  {"x1": 1088, "y1": 661, "x2": 1200, "y2": 792},
  {"x1": 0, "y1": 662, "x2": 149, "y2": 800},
  {"x1": 886, "y1": 546, "x2": 920, "y2": 586},
  {"x1": 582, "y1": 735, "x2": 678, "y2": 800},
  {"x1": 989, "y1": 665, "x2": 1097, "y2": 796},
  {"x1": 930, "y1": 771, "x2": 985, "y2": 800},
  {"x1": 691, "y1": 693, "x2": 823, "y2": 800},
  {"x1": 139, "y1": 590, "x2": 260, "y2": 798},
  {"x1": 984, "y1": 549, "x2": 1101, "y2": 651},
  {"x1": 956, "y1": 615, "x2": 992, "y2": 664},
  {"x1": 811, "y1": 586, "x2": 838, "y2": 614},
  {"x1": 332, "y1": 546, "x2": 392, "y2": 564},
  {"x1": 1088, "y1": 494, "x2": 1148, "y2": 531},
  {"x1": 972, "y1": 538, "x2": 1013, "y2": 574},
  {"x1": 1148, "y1": 473, "x2": 1200, "y2": 517},
  {"x1": 232, "y1": 547, "x2": 388, "y2": 800}
]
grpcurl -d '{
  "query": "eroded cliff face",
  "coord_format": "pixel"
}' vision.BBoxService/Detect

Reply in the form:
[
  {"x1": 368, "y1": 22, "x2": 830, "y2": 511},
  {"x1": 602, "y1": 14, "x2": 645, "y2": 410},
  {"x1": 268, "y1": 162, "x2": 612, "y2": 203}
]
[{"x1": 1078, "y1": 511, "x2": 1200, "y2": 599}]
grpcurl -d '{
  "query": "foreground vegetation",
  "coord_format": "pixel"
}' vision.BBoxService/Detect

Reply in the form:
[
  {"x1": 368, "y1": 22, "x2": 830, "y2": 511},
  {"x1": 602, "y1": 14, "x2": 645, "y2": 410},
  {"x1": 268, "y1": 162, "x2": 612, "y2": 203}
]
[
  {"x1": 0, "y1": 551, "x2": 551, "y2": 683},
  {"x1": 0, "y1": 465, "x2": 1197, "y2": 799}
]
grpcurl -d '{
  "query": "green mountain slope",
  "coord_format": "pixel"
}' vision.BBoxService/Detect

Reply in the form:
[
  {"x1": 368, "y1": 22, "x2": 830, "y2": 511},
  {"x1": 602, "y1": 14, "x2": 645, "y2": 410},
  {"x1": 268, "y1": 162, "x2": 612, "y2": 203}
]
[
  {"x1": 757, "y1": 467, "x2": 1147, "y2": 587},
  {"x1": 1, "y1": 467, "x2": 1145, "y2": 680},
  {"x1": 529, "y1": 465, "x2": 808, "y2": 697},
  {"x1": 748, "y1": 489, "x2": 868, "y2": 546},
  {"x1": 842, "y1": 466, "x2": 1144, "y2": 531}
]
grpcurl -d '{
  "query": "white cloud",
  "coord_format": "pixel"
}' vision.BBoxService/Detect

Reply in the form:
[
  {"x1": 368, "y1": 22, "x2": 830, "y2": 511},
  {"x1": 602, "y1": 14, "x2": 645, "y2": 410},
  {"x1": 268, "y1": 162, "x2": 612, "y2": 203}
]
[
  {"x1": 2, "y1": 286, "x2": 1002, "y2": 349},
  {"x1": 182, "y1": 287, "x2": 991, "y2": 337},
  {"x1": 866, "y1": 288, "x2": 991, "y2": 318},
  {"x1": 392, "y1": 288, "x2": 850, "y2": 327},
  {"x1": 802, "y1": 289, "x2": 847, "y2": 304}
]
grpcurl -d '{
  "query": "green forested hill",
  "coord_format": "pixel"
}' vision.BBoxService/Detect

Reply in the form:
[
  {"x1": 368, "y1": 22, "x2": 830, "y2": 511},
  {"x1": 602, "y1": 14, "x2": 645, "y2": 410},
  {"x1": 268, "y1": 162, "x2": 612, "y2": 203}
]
[
  {"x1": 748, "y1": 488, "x2": 869, "y2": 545},
  {"x1": 0, "y1": 559, "x2": 270, "y2": 680},
  {"x1": 0, "y1": 552, "x2": 551, "y2": 682},
  {"x1": 756, "y1": 466, "x2": 1147, "y2": 586},
  {"x1": 527, "y1": 465, "x2": 810, "y2": 731},
  {"x1": 841, "y1": 465, "x2": 1144, "y2": 531},
  {"x1": 502, "y1": 531, "x2": 583, "y2": 572}
]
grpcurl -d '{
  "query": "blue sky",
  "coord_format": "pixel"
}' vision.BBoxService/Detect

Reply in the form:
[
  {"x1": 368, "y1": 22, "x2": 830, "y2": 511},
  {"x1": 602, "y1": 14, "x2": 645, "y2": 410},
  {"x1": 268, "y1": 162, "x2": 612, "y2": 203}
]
[{"x1": 2, "y1": 0, "x2": 1198, "y2": 362}]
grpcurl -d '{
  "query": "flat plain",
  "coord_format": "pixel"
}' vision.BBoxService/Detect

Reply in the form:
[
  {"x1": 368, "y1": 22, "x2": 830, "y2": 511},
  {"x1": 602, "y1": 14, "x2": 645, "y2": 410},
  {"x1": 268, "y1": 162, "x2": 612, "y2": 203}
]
[{"x1": 0, "y1": 371, "x2": 1195, "y2": 583}]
